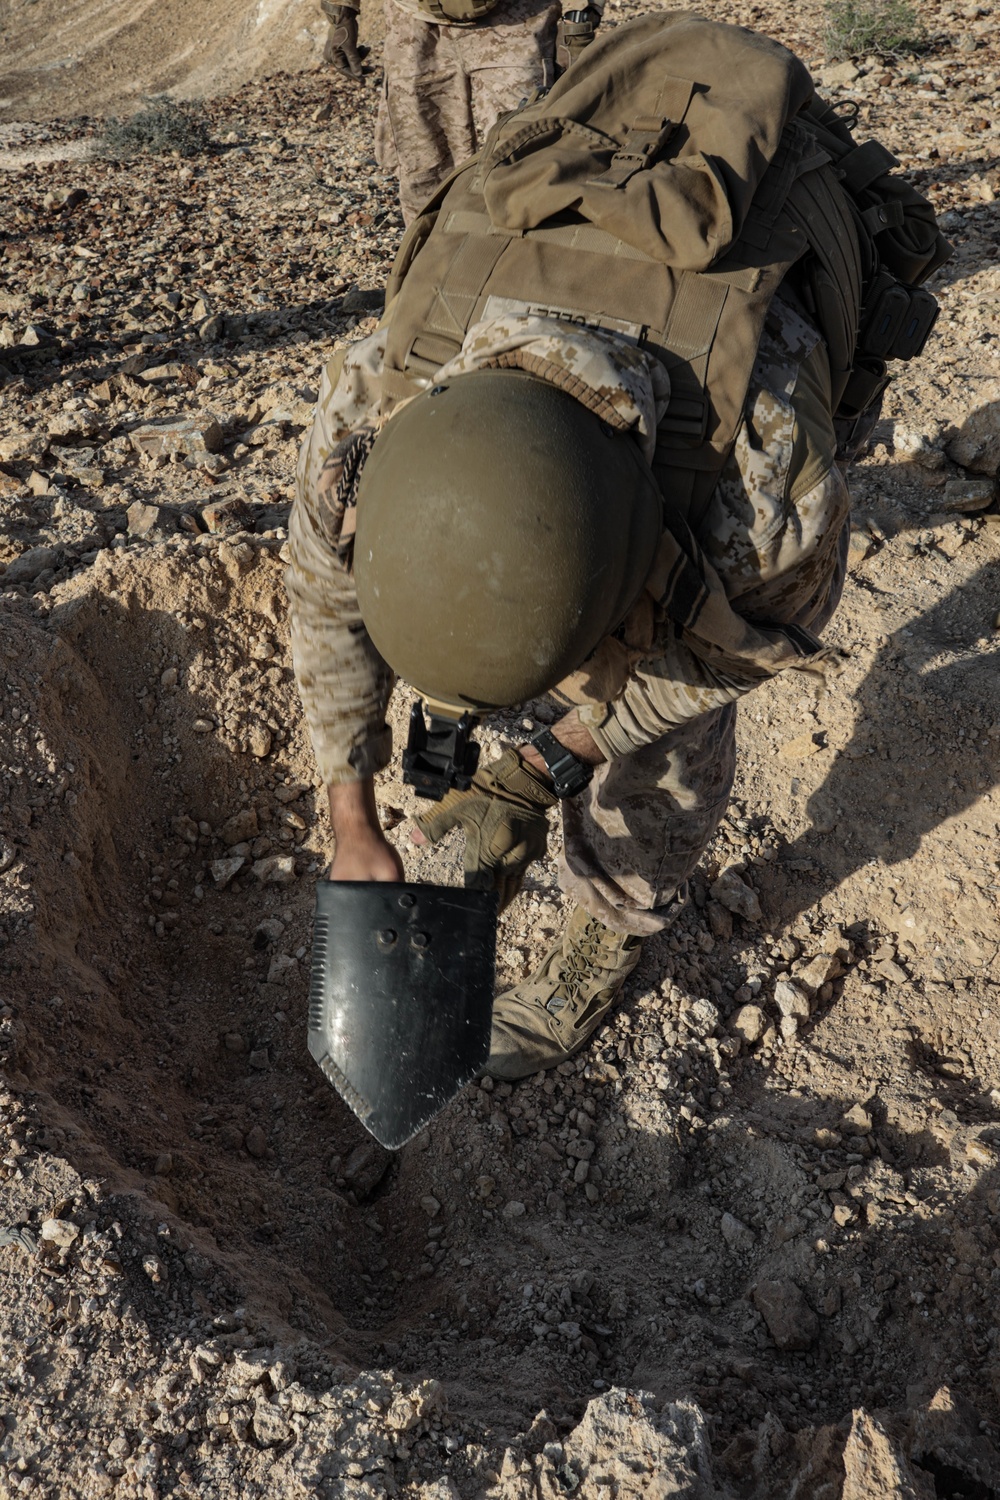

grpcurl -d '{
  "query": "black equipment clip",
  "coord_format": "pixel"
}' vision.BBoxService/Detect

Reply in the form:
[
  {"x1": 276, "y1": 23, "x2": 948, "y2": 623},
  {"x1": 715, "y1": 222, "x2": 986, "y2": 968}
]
[
  {"x1": 403, "y1": 700, "x2": 481, "y2": 801},
  {"x1": 529, "y1": 726, "x2": 593, "y2": 799}
]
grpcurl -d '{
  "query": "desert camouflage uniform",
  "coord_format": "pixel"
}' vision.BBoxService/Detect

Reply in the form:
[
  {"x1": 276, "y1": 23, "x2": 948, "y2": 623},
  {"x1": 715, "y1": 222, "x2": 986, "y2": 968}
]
[
  {"x1": 329, "y1": 0, "x2": 569, "y2": 224},
  {"x1": 287, "y1": 293, "x2": 850, "y2": 934}
]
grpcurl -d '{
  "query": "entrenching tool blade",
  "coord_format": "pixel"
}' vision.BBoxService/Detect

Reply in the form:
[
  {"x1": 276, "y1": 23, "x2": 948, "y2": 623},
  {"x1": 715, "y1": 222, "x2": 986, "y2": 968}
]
[{"x1": 307, "y1": 881, "x2": 498, "y2": 1150}]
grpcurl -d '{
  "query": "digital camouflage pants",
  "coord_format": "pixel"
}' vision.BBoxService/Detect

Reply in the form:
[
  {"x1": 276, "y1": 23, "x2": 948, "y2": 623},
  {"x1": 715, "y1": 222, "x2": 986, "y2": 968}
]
[
  {"x1": 375, "y1": 0, "x2": 560, "y2": 224},
  {"x1": 560, "y1": 523, "x2": 850, "y2": 937}
]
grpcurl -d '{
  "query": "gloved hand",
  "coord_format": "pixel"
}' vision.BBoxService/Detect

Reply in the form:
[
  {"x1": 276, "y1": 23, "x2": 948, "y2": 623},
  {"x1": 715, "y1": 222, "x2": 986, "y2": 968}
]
[
  {"x1": 321, "y1": 2, "x2": 367, "y2": 78},
  {"x1": 413, "y1": 749, "x2": 557, "y2": 910},
  {"x1": 555, "y1": 6, "x2": 600, "y2": 75}
]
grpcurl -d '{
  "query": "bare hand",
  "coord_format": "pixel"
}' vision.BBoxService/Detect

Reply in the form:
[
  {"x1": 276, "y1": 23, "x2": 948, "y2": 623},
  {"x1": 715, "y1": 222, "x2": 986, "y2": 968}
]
[
  {"x1": 328, "y1": 830, "x2": 404, "y2": 883},
  {"x1": 327, "y1": 777, "x2": 403, "y2": 882}
]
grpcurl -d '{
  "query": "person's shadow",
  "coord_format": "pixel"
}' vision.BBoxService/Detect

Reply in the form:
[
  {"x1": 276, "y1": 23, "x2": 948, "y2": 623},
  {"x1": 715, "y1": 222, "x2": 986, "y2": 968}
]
[{"x1": 760, "y1": 545, "x2": 999, "y2": 929}]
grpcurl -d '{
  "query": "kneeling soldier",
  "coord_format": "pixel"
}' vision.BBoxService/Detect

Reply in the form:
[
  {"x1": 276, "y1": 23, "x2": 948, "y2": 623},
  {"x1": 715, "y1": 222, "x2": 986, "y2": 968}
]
[{"x1": 288, "y1": 13, "x2": 948, "y2": 1080}]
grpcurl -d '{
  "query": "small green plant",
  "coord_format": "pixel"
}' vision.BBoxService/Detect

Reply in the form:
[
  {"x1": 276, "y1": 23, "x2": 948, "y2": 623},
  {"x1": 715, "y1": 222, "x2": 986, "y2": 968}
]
[
  {"x1": 822, "y1": 0, "x2": 925, "y2": 59},
  {"x1": 98, "y1": 96, "x2": 211, "y2": 159}
]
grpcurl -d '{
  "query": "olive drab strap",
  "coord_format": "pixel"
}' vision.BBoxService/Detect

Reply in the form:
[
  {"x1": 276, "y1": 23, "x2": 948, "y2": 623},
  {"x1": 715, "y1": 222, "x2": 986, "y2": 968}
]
[{"x1": 839, "y1": 139, "x2": 899, "y2": 193}]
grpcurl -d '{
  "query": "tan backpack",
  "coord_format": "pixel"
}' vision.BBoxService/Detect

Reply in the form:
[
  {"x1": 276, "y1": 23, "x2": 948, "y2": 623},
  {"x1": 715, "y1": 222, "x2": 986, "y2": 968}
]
[{"x1": 378, "y1": 11, "x2": 949, "y2": 516}]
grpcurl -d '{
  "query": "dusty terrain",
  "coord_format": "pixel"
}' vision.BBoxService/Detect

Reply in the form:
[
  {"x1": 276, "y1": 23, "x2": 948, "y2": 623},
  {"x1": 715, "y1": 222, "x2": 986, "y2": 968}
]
[{"x1": 1, "y1": 0, "x2": 999, "y2": 1496}]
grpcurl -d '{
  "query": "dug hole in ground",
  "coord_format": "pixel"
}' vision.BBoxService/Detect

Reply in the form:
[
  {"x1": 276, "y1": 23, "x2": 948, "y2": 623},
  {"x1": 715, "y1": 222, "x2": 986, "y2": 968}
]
[{"x1": 1, "y1": 0, "x2": 1000, "y2": 1495}]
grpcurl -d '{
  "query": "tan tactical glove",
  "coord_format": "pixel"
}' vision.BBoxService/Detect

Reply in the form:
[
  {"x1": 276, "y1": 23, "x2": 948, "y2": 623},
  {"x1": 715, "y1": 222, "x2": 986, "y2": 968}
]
[
  {"x1": 321, "y1": 2, "x2": 366, "y2": 77},
  {"x1": 413, "y1": 749, "x2": 557, "y2": 911},
  {"x1": 555, "y1": 6, "x2": 600, "y2": 75}
]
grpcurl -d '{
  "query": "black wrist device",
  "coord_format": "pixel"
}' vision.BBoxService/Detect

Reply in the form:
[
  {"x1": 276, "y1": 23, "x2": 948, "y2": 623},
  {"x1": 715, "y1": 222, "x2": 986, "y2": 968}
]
[{"x1": 529, "y1": 727, "x2": 593, "y2": 799}]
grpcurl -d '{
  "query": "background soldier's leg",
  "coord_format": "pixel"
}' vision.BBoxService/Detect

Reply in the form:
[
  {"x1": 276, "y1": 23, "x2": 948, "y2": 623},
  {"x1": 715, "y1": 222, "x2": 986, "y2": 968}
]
[
  {"x1": 375, "y1": 7, "x2": 474, "y2": 225},
  {"x1": 373, "y1": 1, "x2": 401, "y2": 178},
  {"x1": 462, "y1": 0, "x2": 558, "y2": 147},
  {"x1": 559, "y1": 705, "x2": 737, "y2": 938}
]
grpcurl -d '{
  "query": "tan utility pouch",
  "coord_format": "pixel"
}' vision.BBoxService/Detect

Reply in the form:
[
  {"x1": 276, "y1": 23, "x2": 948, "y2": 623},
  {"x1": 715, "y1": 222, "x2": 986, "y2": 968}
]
[{"x1": 416, "y1": 0, "x2": 501, "y2": 23}]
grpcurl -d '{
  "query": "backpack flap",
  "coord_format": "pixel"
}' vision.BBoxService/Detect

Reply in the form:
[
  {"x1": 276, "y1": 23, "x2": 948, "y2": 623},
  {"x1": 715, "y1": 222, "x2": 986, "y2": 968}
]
[
  {"x1": 868, "y1": 175, "x2": 952, "y2": 285},
  {"x1": 482, "y1": 118, "x2": 621, "y2": 229},
  {"x1": 480, "y1": 13, "x2": 814, "y2": 268}
]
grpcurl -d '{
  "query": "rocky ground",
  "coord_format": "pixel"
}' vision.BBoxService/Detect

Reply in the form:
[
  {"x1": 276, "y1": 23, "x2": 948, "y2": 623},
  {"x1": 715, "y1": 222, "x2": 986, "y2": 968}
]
[{"x1": 1, "y1": 0, "x2": 1000, "y2": 1496}]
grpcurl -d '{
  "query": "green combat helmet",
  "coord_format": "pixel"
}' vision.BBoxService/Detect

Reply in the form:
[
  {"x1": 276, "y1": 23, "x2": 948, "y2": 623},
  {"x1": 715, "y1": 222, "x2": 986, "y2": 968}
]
[{"x1": 354, "y1": 369, "x2": 663, "y2": 714}]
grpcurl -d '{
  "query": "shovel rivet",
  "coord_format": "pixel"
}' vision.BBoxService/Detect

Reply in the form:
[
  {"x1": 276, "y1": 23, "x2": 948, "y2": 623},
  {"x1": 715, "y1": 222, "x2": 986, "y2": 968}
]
[
  {"x1": 411, "y1": 931, "x2": 430, "y2": 949},
  {"x1": 376, "y1": 928, "x2": 398, "y2": 947},
  {"x1": 398, "y1": 893, "x2": 417, "y2": 909}
]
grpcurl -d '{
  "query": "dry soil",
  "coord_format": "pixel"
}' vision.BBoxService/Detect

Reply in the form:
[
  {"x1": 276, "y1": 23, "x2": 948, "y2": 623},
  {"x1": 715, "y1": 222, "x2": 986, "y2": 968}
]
[{"x1": 1, "y1": 1, "x2": 999, "y2": 1497}]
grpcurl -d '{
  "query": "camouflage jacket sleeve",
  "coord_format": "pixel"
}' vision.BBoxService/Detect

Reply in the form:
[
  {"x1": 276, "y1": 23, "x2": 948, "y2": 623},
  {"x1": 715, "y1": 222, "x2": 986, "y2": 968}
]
[
  {"x1": 286, "y1": 330, "x2": 394, "y2": 786},
  {"x1": 579, "y1": 295, "x2": 850, "y2": 761}
]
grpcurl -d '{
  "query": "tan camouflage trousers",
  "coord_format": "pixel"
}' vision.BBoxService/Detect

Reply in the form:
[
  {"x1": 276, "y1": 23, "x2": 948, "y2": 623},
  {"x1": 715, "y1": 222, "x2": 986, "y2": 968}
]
[
  {"x1": 559, "y1": 705, "x2": 737, "y2": 938},
  {"x1": 375, "y1": 0, "x2": 560, "y2": 224},
  {"x1": 560, "y1": 521, "x2": 851, "y2": 937}
]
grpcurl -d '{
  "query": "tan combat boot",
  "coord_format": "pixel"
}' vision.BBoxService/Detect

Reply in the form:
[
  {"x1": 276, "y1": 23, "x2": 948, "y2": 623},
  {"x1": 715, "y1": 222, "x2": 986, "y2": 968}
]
[{"x1": 485, "y1": 906, "x2": 643, "y2": 1081}]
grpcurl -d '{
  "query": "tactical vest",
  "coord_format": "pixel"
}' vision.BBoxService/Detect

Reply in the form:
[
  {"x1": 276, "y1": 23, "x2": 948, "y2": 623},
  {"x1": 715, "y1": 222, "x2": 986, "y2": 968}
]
[{"x1": 373, "y1": 12, "x2": 949, "y2": 519}]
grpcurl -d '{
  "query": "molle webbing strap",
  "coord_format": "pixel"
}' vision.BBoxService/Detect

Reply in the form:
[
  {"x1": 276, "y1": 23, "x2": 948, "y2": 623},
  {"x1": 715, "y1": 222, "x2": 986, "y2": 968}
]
[
  {"x1": 595, "y1": 77, "x2": 696, "y2": 189},
  {"x1": 424, "y1": 231, "x2": 512, "y2": 343},
  {"x1": 442, "y1": 207, "x2": 658, "y2": 262},
  {"x1": 441, "y1": 209, "x2": 512, "y2": 239},
  {"x1": 380, "y1": 216, "x2": 512, "y2": 418},
  {"x1": 655, "y1": 274, "x2": 730, "y2": 441},
  {"x1": 860, "y1": 199, "x2": 905, "y2": 235}
]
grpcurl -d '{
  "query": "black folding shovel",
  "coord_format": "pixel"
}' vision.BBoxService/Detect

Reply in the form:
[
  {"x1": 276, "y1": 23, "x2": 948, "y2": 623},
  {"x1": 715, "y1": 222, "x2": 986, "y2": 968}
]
[{"x1": 307, "y1": 881, "x2": 498, "y2": 1150}]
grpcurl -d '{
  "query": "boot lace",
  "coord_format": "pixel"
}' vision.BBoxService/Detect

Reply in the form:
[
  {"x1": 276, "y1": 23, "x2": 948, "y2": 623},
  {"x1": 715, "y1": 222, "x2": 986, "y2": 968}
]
[{"x1": 545, "y1": 920, "x2": 615, "y2": 1017}]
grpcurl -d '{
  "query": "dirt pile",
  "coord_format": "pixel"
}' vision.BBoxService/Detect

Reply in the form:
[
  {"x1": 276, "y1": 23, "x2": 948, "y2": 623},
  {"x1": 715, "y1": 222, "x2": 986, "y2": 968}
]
[{"x1": 2, "y1": 0, "x2": 1000, "y2": 1496}]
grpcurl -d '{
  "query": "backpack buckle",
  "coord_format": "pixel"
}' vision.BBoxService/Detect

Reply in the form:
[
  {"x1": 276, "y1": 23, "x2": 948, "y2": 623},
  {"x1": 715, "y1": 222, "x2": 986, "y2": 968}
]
[
  {"x1": 600, "y1": 116, "x2": 674, "y2": 187},
  {"x1": 596, "y1": 78, "x2": 695, "y2": 188}
]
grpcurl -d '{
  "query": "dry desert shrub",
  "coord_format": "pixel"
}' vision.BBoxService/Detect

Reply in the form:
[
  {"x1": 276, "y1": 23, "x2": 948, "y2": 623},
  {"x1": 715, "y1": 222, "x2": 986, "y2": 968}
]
[
  {"x1": 823, "y1": 0, "x2": 925, "y2": 59},
  {"x1": 98, "y1": 96, "x2": 211, "y2": 159}
]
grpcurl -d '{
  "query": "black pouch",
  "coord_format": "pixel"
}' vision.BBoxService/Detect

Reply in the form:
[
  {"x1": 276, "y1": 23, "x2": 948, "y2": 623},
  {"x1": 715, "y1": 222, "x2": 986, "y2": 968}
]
[
  {"x1": 857, "y1": 271, "x2": 940, "y2": 366},
  {"x1": 834, "y1": 354, "x2": 890, "y2": 463},
  {"x1": 889, "y1": 285, "x2": 939, "y2": 361},
  {"x1": 858, "y1": 270, "x2": 912, "y2": 360}
]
